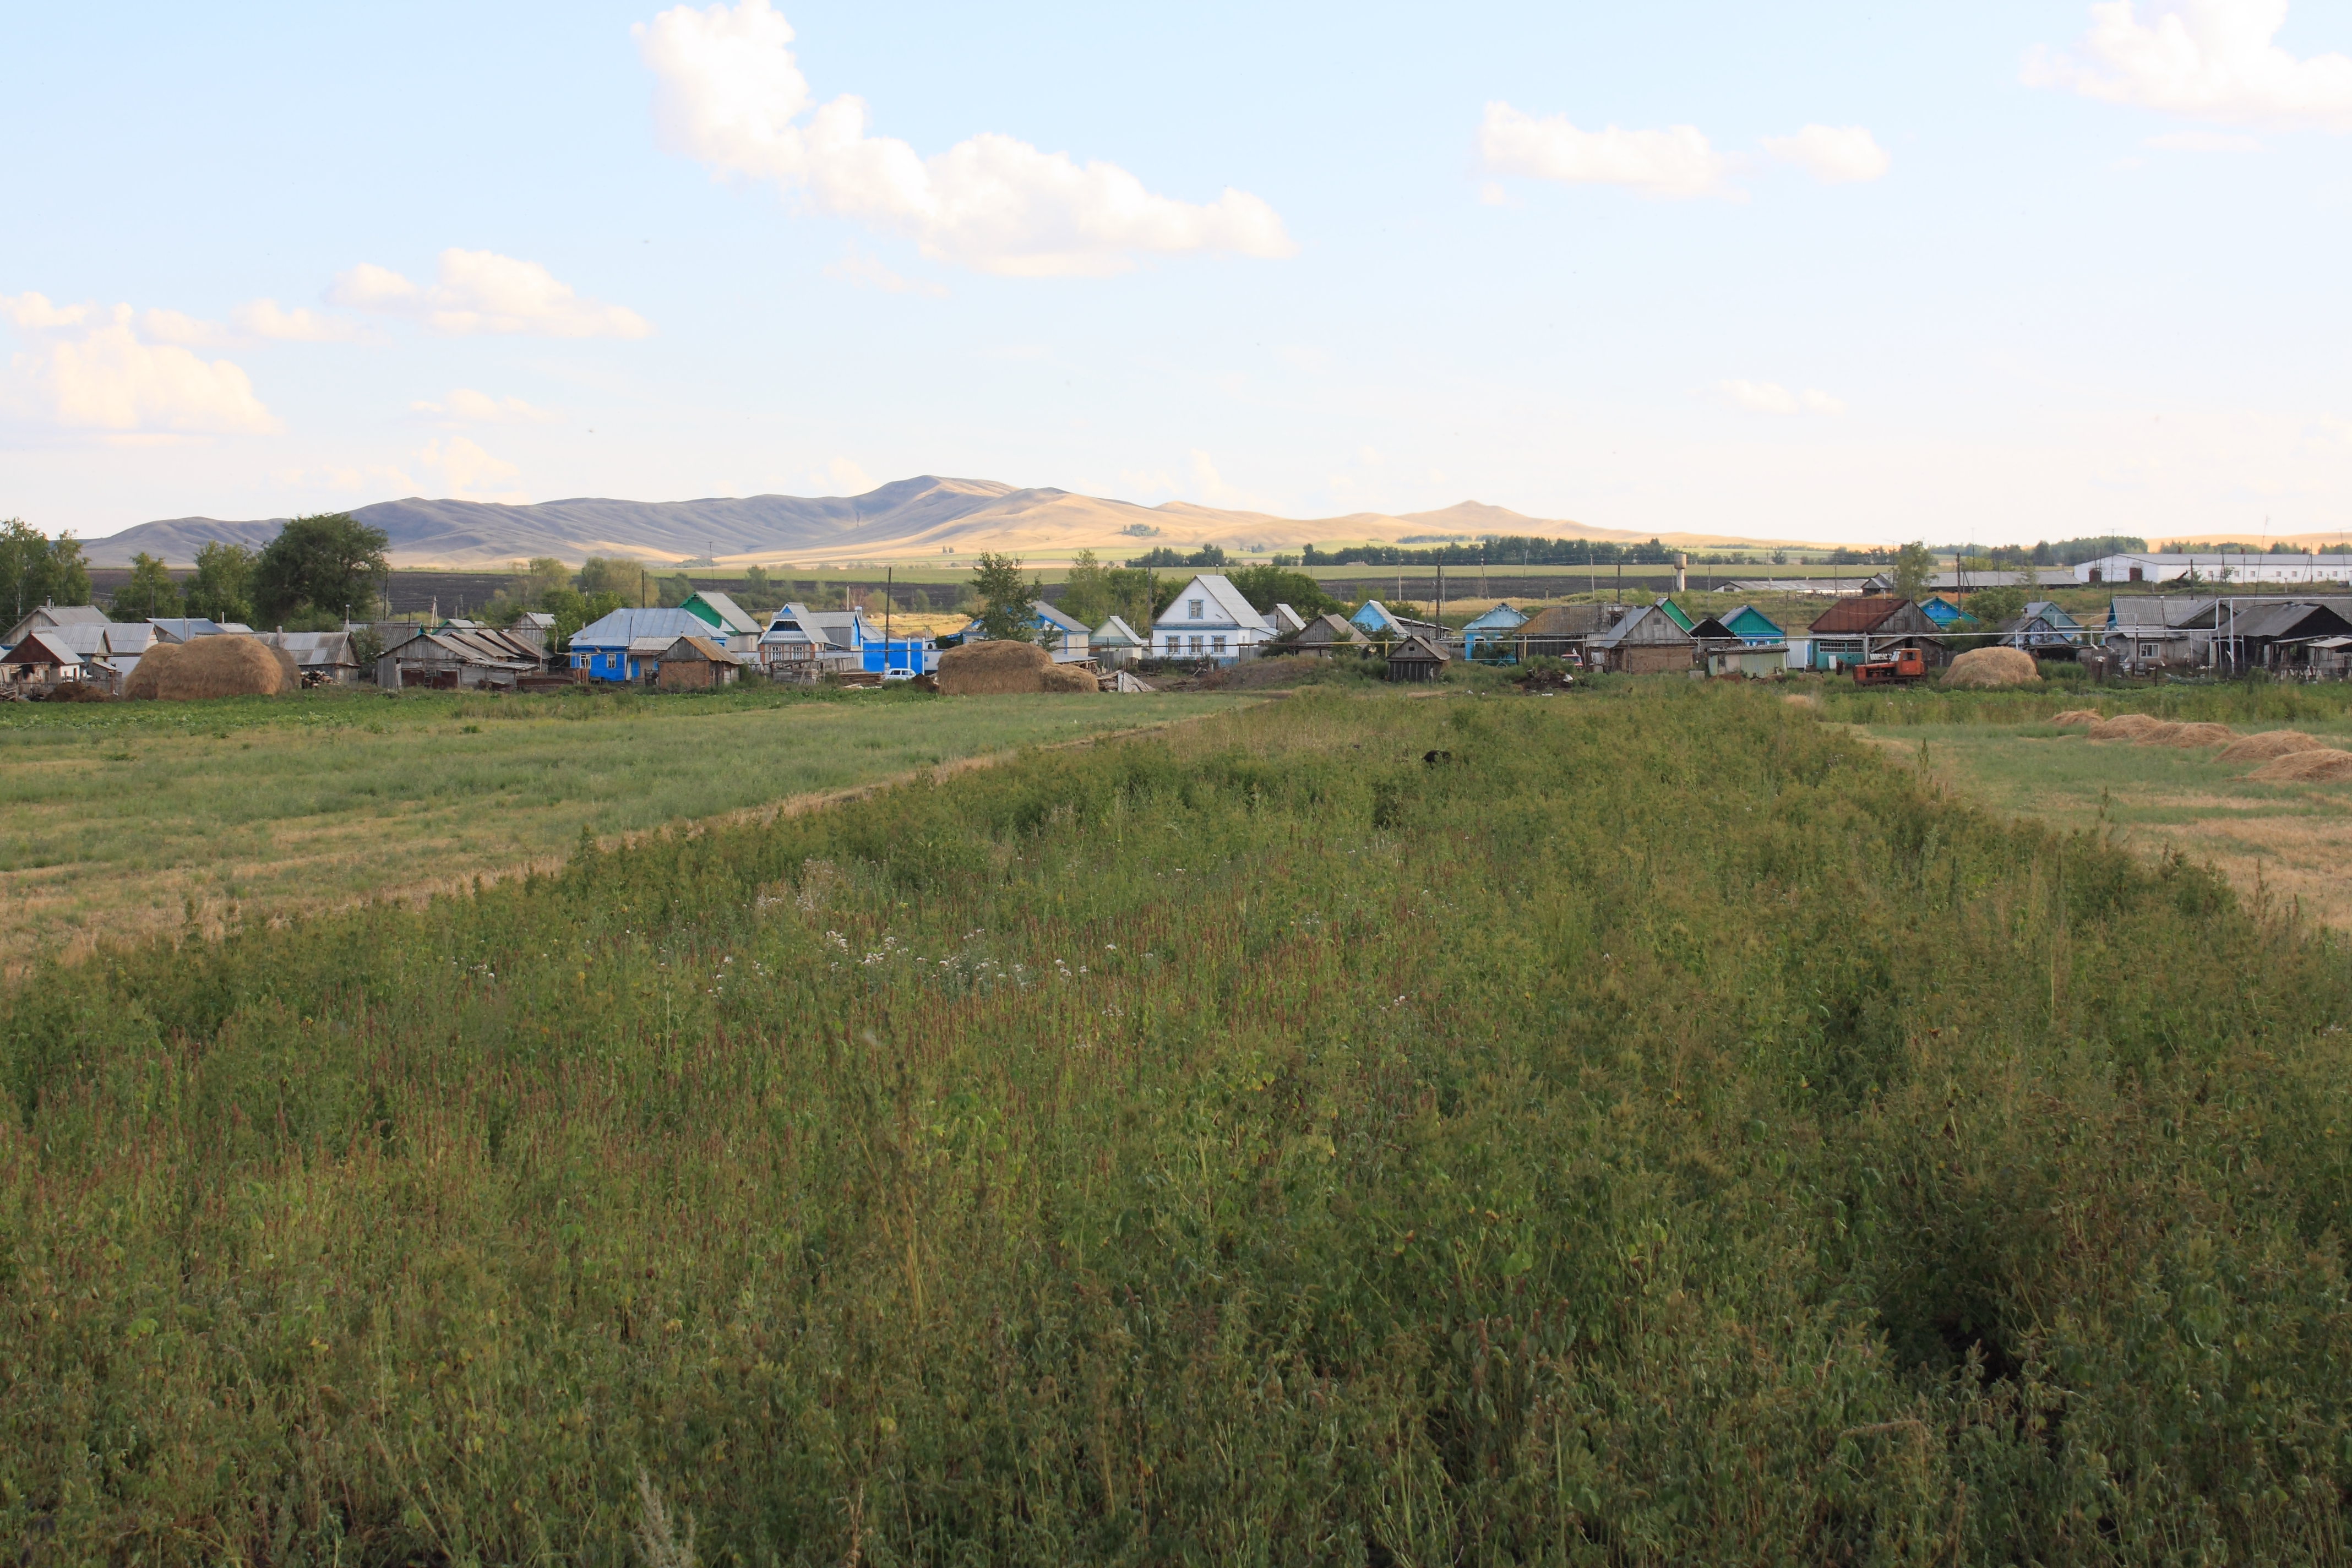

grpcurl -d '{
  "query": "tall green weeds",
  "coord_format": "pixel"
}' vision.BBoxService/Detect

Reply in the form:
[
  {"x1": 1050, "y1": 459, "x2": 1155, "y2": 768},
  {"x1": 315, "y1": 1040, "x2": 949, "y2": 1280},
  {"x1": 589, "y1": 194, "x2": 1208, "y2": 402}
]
[{"x1": 4, "y1": 684, "x2": 2351, "y2": 1562}]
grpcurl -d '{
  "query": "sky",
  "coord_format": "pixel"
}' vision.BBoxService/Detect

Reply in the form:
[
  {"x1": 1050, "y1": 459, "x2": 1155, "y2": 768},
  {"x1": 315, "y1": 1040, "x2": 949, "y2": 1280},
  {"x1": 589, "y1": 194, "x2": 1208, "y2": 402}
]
[{"x1": 4, "y1": 0, "x2": 2351, "y2": 548}]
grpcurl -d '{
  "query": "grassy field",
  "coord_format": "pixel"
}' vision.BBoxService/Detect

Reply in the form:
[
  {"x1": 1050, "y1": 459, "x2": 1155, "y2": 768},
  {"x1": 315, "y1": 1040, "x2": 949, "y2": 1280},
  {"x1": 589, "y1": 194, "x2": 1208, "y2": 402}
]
[
  {"x1": 9, "y1": 680, "x2": 2352, "y2": 1561},
  {"x1": 0, "y1": 684, "x2": 1251, "y2": 965}
]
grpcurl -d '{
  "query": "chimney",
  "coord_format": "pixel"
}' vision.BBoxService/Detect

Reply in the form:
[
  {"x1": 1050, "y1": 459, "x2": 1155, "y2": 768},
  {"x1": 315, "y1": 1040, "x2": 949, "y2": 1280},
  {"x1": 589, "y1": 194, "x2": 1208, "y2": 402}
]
[{"x1": 1675, "y1": 553, "x2": 1688, "y2": 593}]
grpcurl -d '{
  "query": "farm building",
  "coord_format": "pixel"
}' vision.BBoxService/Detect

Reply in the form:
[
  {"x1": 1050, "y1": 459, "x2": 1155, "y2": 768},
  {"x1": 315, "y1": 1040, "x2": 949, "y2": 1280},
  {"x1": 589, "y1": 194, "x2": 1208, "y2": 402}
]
[
  {"x1": 680, "y1": 591, "x2": 763, "y2": 653},
  {"x1": 1029, "y1": 600, "x2": 1092, "y2": 662},
  {"x1": 2075, "y1": 552, "x2": 2352, "y2": 586},
  {"x1": 1089, "y1": 616, "x2": 1147, "y2": 669},
  {"x1": 1284, "y1": 613, "x2": 1371, "y2": 655},
  {"x1": 382, "y1": 627, "x2": 545, "y2": 690},
  {"x1": 259, "y1": 630, "x2": 362, "y2": 685},
  {"x1": 1268, "y1": 603, "x2": 1308, "y2": 636},
  {"x1": 1153, "y1": 574, "x2": 1288, "y2": 663},
  {"x1": 4, "y1": 629, "x2": 95, "y2": 686},
  {"x1": 2213, "y1": 600, "x2": 2352, "y2": 672},
  {"x1": 1586, "y1": 603, "x2": 1695, "y2": 674},
  {"x1": 1803, "y1": 596, "x2": 1948, "y2": 671},
  {"x1": 2102, "y1": 596, "x2": 2218, "y2": 667},
  {"x1": 1386, "y1": 633, "x2": 1449, "y2": 682},
  {"x1": 656, "y1": 635, "x2": 743, "y2": 690},
  {"x1": 2, "y1": 602, "x2": 108, "y2": 654}
]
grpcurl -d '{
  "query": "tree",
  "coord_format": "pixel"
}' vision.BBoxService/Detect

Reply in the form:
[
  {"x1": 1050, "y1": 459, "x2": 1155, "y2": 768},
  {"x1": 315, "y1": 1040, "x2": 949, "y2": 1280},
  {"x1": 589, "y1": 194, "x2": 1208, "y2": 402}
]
[
  {"x1": 253, "y1": 513, "x2": 390, "y2": 624},
  {"x1": 183, "y1": 542, "x2": 256, "y2": 624},
  {"x1": 1966, "y1": 585, "x2": 2027, "y2": 628},
  {"x1": 41, "y1": 533, "x2": 91, "y2": 608},
  {"x1": 738, "y1": 565, "x2": 778, "y2": 611},
  {"x1": 0, "y1": 521, "x2": 94, "y2": 615},
  {"x1": 1060, "y1": 549, "x2": 1113, "y2": 628},
  {"x1": 1227, "y1": 563, "x2": 1342, "y2": 618},
  {"x1": 655, "y1": 572, "x2": 695, "y2": 608},
  {"x1": 575, "y1": 556, "x2": 652, "y2": 606},
  {"x1": 113, "y1": 552, "x2": 181, "y2": 620},
  {"x1": 1891, "y1": 541, "x2": 1935, "y2": 603},
  {"x1": 970, "y1": 552, "x2": 1037, "y2": 641}
]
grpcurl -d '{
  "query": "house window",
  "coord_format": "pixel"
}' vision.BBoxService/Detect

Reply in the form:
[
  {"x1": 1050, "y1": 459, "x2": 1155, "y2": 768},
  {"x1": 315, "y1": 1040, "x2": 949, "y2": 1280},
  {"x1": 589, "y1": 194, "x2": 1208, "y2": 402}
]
[
  {"x1": 1189, "y1": 635, "x2": 1204, "y2": 654},
  {"x1": 1188, "y1": 598, "x2": 1204, "y2": 619},
  {"x1": 1211, "y1": 635, "x2": 1227, "y2": 653}
]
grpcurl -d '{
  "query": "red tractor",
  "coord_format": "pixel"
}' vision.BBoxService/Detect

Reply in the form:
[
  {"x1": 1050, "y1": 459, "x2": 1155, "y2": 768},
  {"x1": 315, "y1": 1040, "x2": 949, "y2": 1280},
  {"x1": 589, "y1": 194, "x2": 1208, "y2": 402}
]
[{"x1": 1850, "y1": 646, "x2": 1926, "y2": 686}]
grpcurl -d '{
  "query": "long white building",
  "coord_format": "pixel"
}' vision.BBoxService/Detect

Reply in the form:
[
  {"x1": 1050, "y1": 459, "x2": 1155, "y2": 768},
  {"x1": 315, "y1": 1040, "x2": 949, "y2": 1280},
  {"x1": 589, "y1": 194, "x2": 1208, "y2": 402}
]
[{"x1": 2073, "y1": 553, "x2": 2352, "y2": 586}]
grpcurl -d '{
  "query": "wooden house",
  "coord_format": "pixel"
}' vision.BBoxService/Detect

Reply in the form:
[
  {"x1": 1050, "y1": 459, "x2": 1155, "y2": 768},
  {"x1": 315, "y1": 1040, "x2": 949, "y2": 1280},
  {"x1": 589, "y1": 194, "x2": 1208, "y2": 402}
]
[
  {"x1": 1801, "y1": 596, "x2": 1948, "y2": 671},
  {"x1": 1153, "y1": 574, "x2": 1286, "y2": 663},
  {"x1": 1461, "y1": 602, "x2": 1527, "y2": 659},
  {"x1": 656, "y1": 634, "x2": 743, "y2": 690},
  {"x1": 1511, "y1": 602, "x2": 1619, "y2": 661},
  {"x1": 573, "y1": 608, "x2": 726, "y2": 682},
  {"x1": 680, "y1": 591, "x2": 763, "y2": 654},
  {"x1": 1718, "y1": 605, "x2": 1785, "y2": 644},
  {"x1": 1286, "y1": 613, "x2": 1370, "y2": 656},
  {"x1": 1386, "y1": 633, "x2": 1449, "y2": 682},
  {"x1": 259, "y1": 631, "x2": 362, "y2": 685},
  {"x1": 1586, "y1": 603, "x2": 1695, "y2": 674},
  {"x1": 1089, "y1": 615, "x2": 1147, "y2": 669},
  {"x1": 1, "y1": 602, "x2": 107, "y2": 654},
  {"x1": 380, "y1": 628, "x2": 543, "y2": 690},
  {"x1": 1029, "y1": 600, "x2": 1092, "y2": 663},
  {"x1": 1995, "y1": 601, "x2": 2087, "y2": 651},
  {"x1": 1654, "y1": 597, "x2": 1696, "y2": 633}
]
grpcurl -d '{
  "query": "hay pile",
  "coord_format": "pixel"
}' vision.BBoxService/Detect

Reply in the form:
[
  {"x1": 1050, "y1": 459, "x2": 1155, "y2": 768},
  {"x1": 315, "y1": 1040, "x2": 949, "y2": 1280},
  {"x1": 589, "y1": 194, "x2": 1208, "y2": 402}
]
[
  {"x1": 1940, "y1": 646, "x2": 2041, "y2": 688},
  {"x1": 2049, "y1": 709, "x2": 2102, "y2": 726},
  {"x1": 2250, "y1": 749, "x2": 2352, "y2": 783},
  {"x1": 125, "y1": 635, "x2": 295, "y2": 700},
  {"x1": 935, "y1": 639, "x2": 1098, "y2": 696},
  {"x1": 2217, "y1": 729, "x2": 2328, "y2": 764},
  {"x1": 2162, "y1": 722, "x2": 2239, "y2": 749},
  {"x1": 2088, "y1": 713, "x2": 2166, "y2": 741}
]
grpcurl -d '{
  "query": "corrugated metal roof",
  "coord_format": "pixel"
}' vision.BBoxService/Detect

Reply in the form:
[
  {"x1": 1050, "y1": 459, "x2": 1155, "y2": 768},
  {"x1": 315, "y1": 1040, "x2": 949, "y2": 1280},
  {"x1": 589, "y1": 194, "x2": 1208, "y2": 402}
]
[{"x1": 1806, "y1": 596, "x2": 1910, "y2": 634}]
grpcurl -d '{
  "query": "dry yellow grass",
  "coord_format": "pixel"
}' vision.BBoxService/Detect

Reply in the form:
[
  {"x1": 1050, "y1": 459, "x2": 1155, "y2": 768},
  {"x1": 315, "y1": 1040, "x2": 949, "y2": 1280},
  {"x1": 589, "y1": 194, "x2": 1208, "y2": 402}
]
[{"x1": 2218, "y1": 729, "x2": 2332, "y2": 763}]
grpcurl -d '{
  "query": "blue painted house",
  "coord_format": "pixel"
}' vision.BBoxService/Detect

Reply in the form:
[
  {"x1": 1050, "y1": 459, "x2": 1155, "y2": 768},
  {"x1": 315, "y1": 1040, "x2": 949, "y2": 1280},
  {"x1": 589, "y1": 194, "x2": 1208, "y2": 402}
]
[
  {"x1": 1717, "y1": 604, "x2": 1786, "y2": 644},
  {"x1": 1919, "y1": 595, "x2": 1975, "y2": 630},
  {"x1": 568, "y1": 607, "x2": 716, "y2": 682},
  {"x1": 1461, "y1": 602, "x2": 1527, "y2": 660}
]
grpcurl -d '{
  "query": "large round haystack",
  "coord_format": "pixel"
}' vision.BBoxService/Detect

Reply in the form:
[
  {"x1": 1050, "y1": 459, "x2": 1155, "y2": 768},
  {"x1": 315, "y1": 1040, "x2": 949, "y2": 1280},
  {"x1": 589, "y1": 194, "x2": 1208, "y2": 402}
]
[
  {"x1": 2049, "y1": 709, "x2": 2102, "y2": 726},
  {"x1": 1940, "y1": 646, "x2": 2041, "y2": 689},
  {"x1": 2218, "y1": 729, "x2": 2327, "y2": 764},
  {"x1": 124, "y1": 635, "x2": 293, "y2": 700},
  {"x1": 2163, "y1": 722, "x2": 2239, "y2": 749},
  {"x1": 935, "y1": 639, "x2": 1097, "y2": 696},
  {"x1": 2250, "y1": 749, "x2": 2352, "y2": 783},
  {"x1": 2088, "y1": 712, "x2": 2166, "y2": 741}
]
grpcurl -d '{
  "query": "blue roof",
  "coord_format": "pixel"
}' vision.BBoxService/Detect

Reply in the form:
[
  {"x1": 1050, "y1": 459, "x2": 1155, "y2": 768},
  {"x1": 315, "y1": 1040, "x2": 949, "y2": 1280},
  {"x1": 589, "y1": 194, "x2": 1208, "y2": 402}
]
[
  {"x1": 569, "y1": 607, "x2": 712, "y2": 649},
  {"x1": 1722, "y1": 605, "x2": 1784, "y2": 639},
  {"x1": 1919, "y1": 596, "x2": 1975, "y2": 627},
  {"x1": 1350, "y1": 601, "x2": 1399, "y2": 633},
  {"x1": 1462, "y1": 602, "x2": 1527, "y2": 631}
]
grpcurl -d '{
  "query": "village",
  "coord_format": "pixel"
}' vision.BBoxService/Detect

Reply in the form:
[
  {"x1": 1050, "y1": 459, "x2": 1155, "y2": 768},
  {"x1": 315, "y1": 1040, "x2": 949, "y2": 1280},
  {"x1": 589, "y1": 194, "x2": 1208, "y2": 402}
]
[{"x1": 10, "y1": 544, "x2": 2352, "y2": 697}]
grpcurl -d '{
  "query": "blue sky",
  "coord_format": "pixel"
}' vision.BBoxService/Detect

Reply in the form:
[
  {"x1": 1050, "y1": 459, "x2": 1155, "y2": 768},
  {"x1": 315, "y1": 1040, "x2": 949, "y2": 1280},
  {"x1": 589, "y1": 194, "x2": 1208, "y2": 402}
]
[{"x1": 4, "y1": 0, "x2": 2350, "y2": 546}]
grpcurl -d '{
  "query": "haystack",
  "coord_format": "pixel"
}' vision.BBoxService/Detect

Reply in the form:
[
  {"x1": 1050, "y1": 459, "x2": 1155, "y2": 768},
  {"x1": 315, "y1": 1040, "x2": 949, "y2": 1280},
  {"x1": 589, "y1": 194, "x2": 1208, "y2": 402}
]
[
  {"x1": 936, "y1": 639, "x2": 1098, "y2": 696},
  {"x1": 2088, "y1": 712, "x2": 2166, "y2": 741},
  {"x1": 2249, "y1": 749, "x2": 2352, "y2": 783},
  {"x1": 124, "y1": 635, "x2": 293, "y2": 700},
  {"x1": 2217, "y1": 729, "x2": 2329, "y2": 764},
  {"x1": 2162, "y1": 722, "x2": 2239, "y2": 749},
  {"x1": 1940, "y1": 646, "x2": 2040, "y2": 689},
  {"x1": 2128, "y1": 721, "x2": 2187, "y2": 745},
  {"x1": 2049, "y1": 709, "x2": 2101, "y2": 726}
]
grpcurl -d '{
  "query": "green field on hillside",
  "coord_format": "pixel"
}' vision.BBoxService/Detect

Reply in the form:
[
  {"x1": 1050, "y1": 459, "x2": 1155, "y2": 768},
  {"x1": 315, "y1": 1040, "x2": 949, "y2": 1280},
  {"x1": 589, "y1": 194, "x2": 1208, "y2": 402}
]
[
  {"x1": 8, "y1": 682, "x2": 2352, "y2": 1561},
  {"x1": 0, "y1": 684, "x2": 1249, "y2": 965}
]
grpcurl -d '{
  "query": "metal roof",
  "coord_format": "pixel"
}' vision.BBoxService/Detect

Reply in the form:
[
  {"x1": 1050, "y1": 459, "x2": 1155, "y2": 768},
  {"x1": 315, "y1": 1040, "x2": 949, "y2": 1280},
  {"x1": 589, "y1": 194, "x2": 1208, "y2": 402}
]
[
  {"x1": 571, "y1": 607, "x2": 712, "y2": 649},
  {"x1": 683, "y1": 591, "x2": 761, "y2": 635},
  {"x1": 1031, "y1": 599, "x2": 1090, "y2": 635},
  {"x1": 1091, "y1": 614, "x2": 1145, "y2": 646}
]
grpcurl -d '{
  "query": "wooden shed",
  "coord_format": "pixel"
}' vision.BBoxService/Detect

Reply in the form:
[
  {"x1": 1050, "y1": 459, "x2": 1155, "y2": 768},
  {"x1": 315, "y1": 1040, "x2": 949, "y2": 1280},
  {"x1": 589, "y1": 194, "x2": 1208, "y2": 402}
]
[
  {"x1": 1386, "y1": 633, "x2": 1449, "y2": 682},
  {"x1": 1286, "y1": 612, "x2": 1370, "y2": 655},
  {"x1": 656, "y1": 634, "x2": 743, "y2": 690},
  {"x1": 1586, "y1": 603, "x2": 1695, "y2": 674}
]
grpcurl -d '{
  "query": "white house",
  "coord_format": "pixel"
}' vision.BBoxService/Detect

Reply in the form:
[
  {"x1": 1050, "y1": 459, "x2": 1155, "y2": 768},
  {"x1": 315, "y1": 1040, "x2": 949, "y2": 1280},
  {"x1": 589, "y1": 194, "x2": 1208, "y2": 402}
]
[
  {"x1": 1152, "y1": 574, "x2": 1283, "y2": 663},
  {"x1": 1029, "y1": 600, "x2": 1091, "y2": 662}
]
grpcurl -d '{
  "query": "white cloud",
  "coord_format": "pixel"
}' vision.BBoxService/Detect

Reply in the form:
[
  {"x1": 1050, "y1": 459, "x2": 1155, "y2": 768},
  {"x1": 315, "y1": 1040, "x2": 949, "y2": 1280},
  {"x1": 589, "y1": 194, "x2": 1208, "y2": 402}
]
[
  {"x1": 4, "y1": 300, "x2": 276, "y2": 434},
  {"x1": 826, "y1": 456, "x2": 875, "y2": 493},
  {"x1": 1762, "y1": 124, "x2": 1891, "y2": 182},
  {"x1": 2147, "y1": 128, "x2": 2267, "y2": 148},
  {"x1": 633, "y1": 0, "x2": 1295, "y2": 277},
  {"x1": 1479, "y1": 102, "x2": 1732, "y2": 198},
  {"x1": 822, "y1": 242, "x2": 946, "y2": 296},
  {"x1": 416, "y1": 436, "x2": 526, "y2": 502},
  {"x1": 1719, "y1": 380, "x2": 1845, "y2": 416},
  {"x1": 2027, "y1": 0, "x2": 2352, "y2": 130},
  {"x1": 411, "y1": 388, "x2": 557, "y2": 423},
  {"x1": 139, "y1": 308, "x2": 233, "y2": 346},
  {"x1": 236, "y1": 298, "x2": 367, "y2": 341},
  {"x1": 330, "y1": 250, "x2": 652, "y2": 337}
]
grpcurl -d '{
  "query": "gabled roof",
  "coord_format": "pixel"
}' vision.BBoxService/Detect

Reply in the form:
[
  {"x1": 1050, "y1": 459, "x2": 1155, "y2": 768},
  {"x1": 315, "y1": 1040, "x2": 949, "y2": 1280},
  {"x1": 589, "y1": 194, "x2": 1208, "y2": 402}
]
[
  {"x1": 1462, "y1": 601, "x2": 1527, "y2": 631},
  {"x1": 801, "y1": 608, "x2": 871, "y2": 649},
  {"x1": 146, "y1": 617, "x2": 230, "y2": 643},
  {"x1": 7, "y1": 629, "x2": 81, "y2": 665},
  {"x1": 2109, "y1": 596, "x2": 2218, "y2": 629},
  {"x1": 682, "y1": 590, "x2": 761, "y2": 635},
  {"x1": 1686, "y1": 614, "x2": 1739, "y2": 640},
  {"x1": 1722, "y1": 604, "x2": 1785, "y2": 638},
  {"x1": 1654, "y1": 598, "x2": 1696, "y2": 631},
  {"x1": 261, "y1": 631, "x2": 359, "y2": 665},
  {"x1": 663, "y1": 634, "x2": 742, "y2": 663},
  {"x1": 1807, "y1": 595, "x2": 1913, "y2": 635},
  {"x1": 1291, "y1": 612, "x2": 1368, "y2": 645},
  {"x1": 1270, "y1": 602, "x2": 1306, "y2": 634},
  {"x1": 1031, "y1": 599, "x2": 1090, "y2": 635},
  {"x1": 1515, "y1": 603, "x2": 1616, "y2": 639},
  {"x1": 2020, "y1": 600, "x2": 2081, "y2": 627},
  {"x1": 1155, "y1": 573, "x2": 1266, "y2": 630},
  {"x1": 571, "y1": 607, "x2": 713, "y2": 649},
  {"x1": 1588, "y1": 603, "x2": 1692, "y2": 649},
  {"x1": 1387, "y1": 633, "x2": 1448, "y2": 663},
  {"x1": 1091, "y1": 615, "x2": 1145, "y2": 646}
]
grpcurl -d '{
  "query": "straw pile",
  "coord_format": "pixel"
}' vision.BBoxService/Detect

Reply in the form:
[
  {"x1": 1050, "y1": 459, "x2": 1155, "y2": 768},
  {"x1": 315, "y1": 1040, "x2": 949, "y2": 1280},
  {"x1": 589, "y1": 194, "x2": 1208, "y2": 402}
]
[
  {"x1": 2217, "y1": 729, "x2": 2329, "y2": 764},
  {"x1": 935, "y1": 640, "x2": 1098, "y2": 695},
  {"x1": 1940, "y1": 646, "x2": 2041, "y2": 688},
  {"x1": 2250, "y1": 749, "x2": 2352, "y2": 783},
  {"x1": 125, "y1": 635, "x2": 295, "y2": 700},
  {"x1": 2088, "y1": 713, "x2": 2166, "y2": 741},
  {"x1": 2049, "y1": 709, "x2": 2102, "y2": 726},
  {"x1": 2160, "y1": 722, "x2": 2239, "y2": 749}
]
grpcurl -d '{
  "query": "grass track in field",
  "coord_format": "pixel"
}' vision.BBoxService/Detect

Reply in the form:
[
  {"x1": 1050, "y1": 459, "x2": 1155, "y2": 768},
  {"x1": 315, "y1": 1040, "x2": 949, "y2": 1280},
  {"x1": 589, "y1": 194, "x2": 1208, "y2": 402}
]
[{"x1": 0, "y1": 685, "x2": 1254, "y2": 961}]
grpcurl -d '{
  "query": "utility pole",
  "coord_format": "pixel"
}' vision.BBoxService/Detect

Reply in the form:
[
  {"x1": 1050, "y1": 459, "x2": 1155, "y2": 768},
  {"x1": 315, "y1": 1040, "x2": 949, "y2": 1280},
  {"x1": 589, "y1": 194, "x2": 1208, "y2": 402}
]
[{"x1": 885, "y1": 565, "x2": 892, "y2": 671}]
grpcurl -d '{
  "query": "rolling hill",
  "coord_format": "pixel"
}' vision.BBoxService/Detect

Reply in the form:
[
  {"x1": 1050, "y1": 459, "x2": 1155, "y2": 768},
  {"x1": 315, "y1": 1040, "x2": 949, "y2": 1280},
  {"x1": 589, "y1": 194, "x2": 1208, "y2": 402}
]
[{"x1": 85, "y1": 476, "x2": 1810, "y2": 569}]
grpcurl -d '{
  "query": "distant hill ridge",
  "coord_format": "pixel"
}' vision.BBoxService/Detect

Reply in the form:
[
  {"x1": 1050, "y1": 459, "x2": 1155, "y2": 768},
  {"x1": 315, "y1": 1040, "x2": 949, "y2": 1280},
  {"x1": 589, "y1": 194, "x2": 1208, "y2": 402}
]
[{"x1": 87, "y1": 475, "x2": 1801, "y2": 569}]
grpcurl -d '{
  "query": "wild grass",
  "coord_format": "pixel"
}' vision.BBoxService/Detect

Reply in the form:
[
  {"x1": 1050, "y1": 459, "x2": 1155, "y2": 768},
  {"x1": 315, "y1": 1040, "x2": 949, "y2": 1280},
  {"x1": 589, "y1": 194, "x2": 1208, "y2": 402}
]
[
  {"x1": 1823, "y1": 672, "x2": 2352, "y2": 728},
  {"x1": 7, "y1": 682, "x2": 2352, "y2": 1561},
  {"x1": 0, "y1": 686, "x2": 1248, "y2": 962}
]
